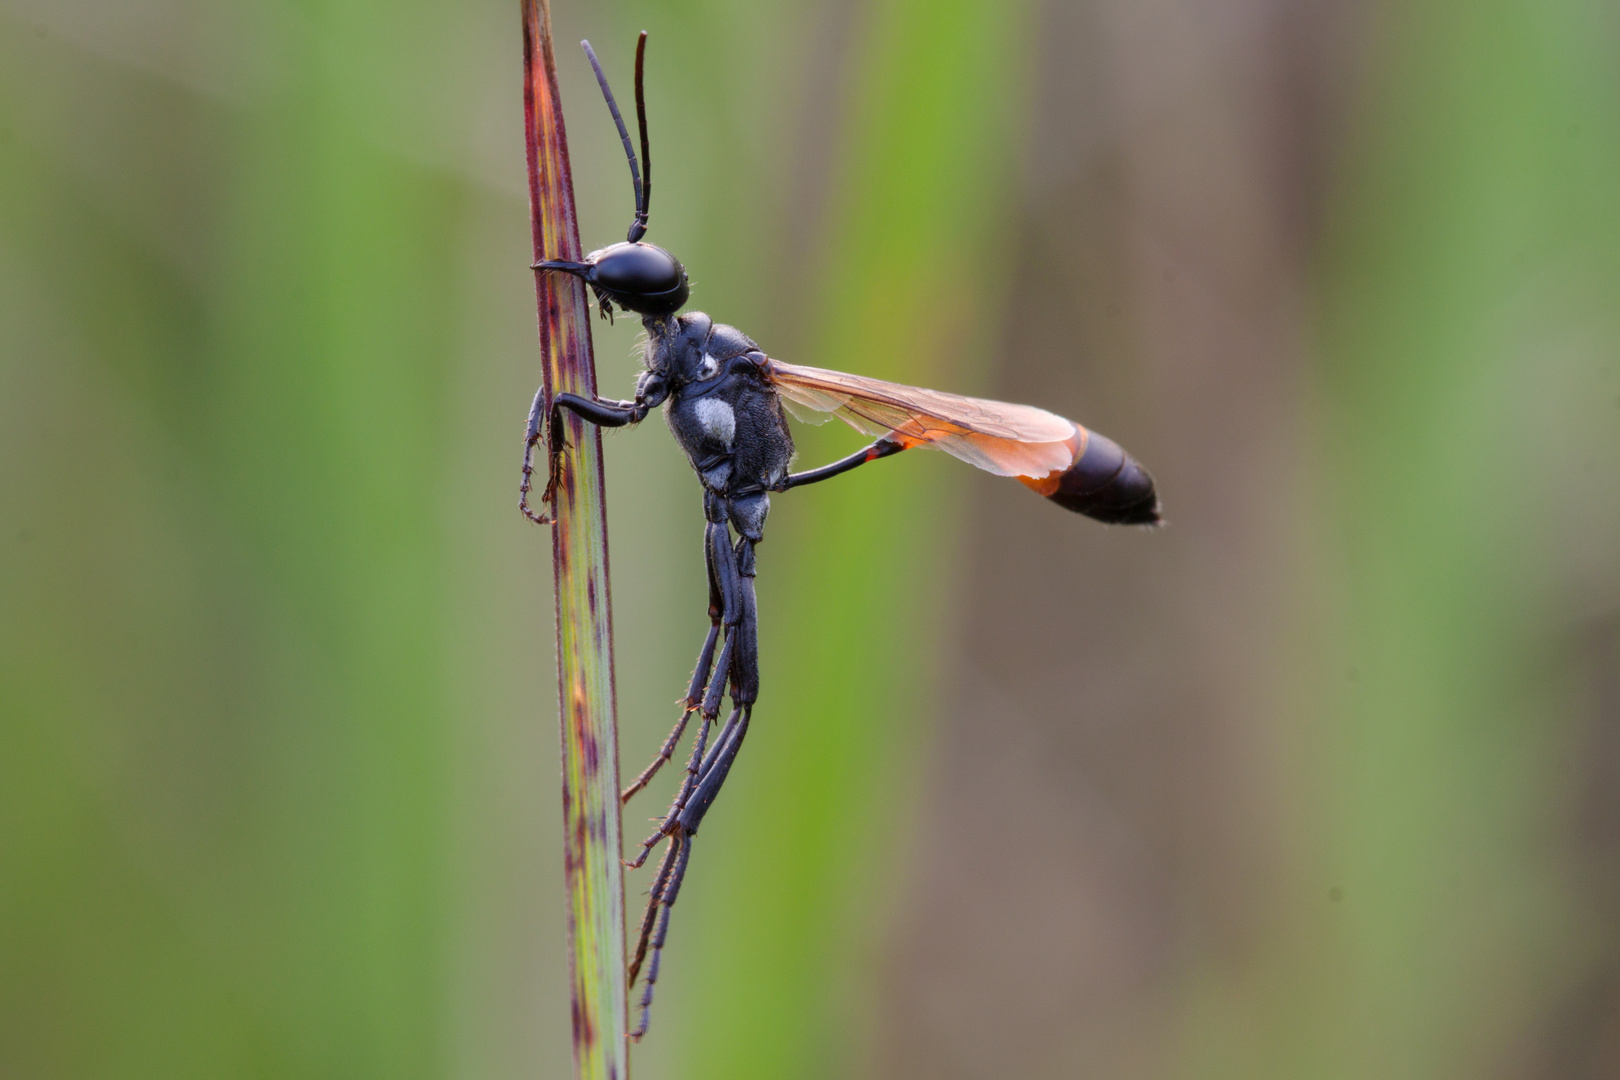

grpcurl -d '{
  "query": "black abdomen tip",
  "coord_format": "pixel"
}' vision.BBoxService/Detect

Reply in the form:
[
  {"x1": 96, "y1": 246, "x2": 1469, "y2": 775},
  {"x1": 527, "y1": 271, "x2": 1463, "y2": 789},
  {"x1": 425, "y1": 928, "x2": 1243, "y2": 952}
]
[{"x1": 1048, "y1": 430, "x2": 1161, "y2": 525}]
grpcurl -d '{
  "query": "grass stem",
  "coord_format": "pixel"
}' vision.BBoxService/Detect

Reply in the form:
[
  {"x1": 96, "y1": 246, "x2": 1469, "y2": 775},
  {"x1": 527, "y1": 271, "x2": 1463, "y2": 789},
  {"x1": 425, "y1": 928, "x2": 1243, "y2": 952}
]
[{"x1": 520, "y1": 2, "x2": 630, "y2": 1076}]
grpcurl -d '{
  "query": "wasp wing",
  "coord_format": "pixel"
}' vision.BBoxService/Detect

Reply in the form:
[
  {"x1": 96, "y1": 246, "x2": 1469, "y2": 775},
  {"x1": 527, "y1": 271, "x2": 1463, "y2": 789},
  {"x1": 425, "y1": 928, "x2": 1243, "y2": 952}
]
[{"x1": 763, "y1": 359, "x2": 1081, "y2": 480}]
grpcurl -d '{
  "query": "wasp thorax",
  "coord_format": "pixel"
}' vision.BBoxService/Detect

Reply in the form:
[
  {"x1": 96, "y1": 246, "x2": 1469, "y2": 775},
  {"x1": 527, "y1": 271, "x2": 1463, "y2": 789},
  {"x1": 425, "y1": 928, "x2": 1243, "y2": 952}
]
[{"x1": 585, "y1": 241, "x2": 689, "y2": 316}]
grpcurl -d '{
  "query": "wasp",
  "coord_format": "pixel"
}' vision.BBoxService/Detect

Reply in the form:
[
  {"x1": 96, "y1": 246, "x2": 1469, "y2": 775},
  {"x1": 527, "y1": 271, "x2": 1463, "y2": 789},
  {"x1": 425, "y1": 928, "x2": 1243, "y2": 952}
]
[{"x1": 523, "y1": 33, "x2": 1160, "y2": 1040}]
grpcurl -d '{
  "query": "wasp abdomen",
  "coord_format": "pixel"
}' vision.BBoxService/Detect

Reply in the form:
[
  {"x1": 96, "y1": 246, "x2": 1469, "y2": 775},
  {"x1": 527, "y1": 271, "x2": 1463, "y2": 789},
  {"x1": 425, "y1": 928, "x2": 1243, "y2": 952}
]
[{"x1": 1039, "y1": 428, "x2": 1160, "y2": 525}]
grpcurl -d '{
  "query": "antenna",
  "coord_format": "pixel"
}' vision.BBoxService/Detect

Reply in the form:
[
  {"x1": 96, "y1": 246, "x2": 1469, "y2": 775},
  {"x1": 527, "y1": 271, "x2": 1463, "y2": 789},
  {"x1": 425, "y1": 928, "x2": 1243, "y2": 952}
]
[
  {"x1": 633, "y1": 32, "x2": 651, "y2": 242},
  {"x1": 581, "y1": 38, "x2": 649, "y2": 244}
]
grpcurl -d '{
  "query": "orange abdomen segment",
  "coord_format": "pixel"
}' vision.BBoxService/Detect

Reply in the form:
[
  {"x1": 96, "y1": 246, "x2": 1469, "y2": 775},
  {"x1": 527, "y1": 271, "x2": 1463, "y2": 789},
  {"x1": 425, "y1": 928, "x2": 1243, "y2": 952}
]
[{"x1": 1019, "y1": 424, "x2": 1160, "y2": 525}]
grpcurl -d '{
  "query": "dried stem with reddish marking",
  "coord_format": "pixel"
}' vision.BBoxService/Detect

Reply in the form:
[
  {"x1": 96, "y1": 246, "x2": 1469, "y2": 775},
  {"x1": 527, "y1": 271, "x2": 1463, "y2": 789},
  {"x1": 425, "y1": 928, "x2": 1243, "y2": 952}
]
[{"x1": 520, "y1": 1, "x2": 630, "y2": 1077}]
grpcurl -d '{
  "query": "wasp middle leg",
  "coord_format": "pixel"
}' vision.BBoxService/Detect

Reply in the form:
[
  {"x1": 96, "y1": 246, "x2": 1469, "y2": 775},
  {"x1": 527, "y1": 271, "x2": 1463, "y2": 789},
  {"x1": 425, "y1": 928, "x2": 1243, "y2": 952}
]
[
  {"x1": 621, "y1": 524, "x2": 726, "y2": 804},
  {"x1": 623, "y1": 513, "x2": 737, "y2": 869}
]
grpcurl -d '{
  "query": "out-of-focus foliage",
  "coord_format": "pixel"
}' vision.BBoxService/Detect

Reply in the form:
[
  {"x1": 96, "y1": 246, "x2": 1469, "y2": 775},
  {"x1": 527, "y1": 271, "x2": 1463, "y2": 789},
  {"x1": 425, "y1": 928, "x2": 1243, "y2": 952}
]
[
  {"x1": 1170, "y1": 3, "x2": 1620, "y2": 1078},
  {"x1": 1, "y1": 2, "x2": 1617, "y2": 1080}
]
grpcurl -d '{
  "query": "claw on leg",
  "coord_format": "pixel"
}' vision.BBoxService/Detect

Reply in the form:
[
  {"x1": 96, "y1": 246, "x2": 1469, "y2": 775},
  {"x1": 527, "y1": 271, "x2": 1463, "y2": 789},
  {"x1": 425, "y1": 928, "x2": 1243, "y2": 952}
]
[
  {"x1": 518, "y1": 432, "x2": 556, "y2": 526},
  {"x1": 519, "y1": 387, "x2": 558, "y2": 525}
]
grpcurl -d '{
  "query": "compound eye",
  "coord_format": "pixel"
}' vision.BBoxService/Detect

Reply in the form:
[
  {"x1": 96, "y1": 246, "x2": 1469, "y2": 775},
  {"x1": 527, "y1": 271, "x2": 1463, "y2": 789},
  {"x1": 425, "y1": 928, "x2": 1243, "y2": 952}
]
[{"x1": 590, "y1": 242, "x2": 682, "y2": 296}]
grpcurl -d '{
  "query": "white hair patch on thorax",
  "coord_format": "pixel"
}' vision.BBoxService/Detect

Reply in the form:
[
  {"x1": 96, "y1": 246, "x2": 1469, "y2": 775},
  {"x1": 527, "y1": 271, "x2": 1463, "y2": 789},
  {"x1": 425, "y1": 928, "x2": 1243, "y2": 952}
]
[{"x1": 694, "y1": 397, "x2": 736, "y2": 446}]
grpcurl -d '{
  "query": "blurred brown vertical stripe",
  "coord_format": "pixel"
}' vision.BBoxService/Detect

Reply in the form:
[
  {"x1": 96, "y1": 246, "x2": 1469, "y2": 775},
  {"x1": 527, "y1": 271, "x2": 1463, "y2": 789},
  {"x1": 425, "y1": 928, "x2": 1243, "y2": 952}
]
[
  {"x1": 873, "y1": 0, "x2": 1620, "y2": 1076},
  {"x1": 872, "y1": 1, "x2": 1366, "y2": 1077}
]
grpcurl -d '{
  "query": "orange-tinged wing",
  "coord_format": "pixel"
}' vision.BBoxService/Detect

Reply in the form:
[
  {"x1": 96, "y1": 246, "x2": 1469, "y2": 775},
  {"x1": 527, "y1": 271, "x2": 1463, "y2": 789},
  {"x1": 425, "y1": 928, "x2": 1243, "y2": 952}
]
[{"x1": 763, "y1": 358, "x2": 1081, "y2": 479}]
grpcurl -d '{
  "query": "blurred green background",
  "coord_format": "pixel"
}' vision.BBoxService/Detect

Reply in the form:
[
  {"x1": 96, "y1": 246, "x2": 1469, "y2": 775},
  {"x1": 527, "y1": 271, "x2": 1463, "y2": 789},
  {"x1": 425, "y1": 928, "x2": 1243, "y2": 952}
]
[{"x1": 3, "y1": 0, "x2": 1619, "y2": 1077}]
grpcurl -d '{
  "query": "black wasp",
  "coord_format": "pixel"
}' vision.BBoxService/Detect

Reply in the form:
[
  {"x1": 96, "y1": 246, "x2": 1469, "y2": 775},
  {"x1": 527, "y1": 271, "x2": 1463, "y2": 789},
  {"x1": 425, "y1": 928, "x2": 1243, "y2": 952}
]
[{"x1": 522, "y1": 33, "x2": 1160, "y2": 1041}]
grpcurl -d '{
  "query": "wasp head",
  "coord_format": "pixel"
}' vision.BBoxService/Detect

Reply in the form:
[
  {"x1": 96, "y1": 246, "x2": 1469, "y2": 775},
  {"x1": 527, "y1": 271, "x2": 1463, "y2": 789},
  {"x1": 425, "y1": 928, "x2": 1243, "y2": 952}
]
[
  {"x1": 535, "y1": 242, "x2": 689, "y2": 319},
  {"x1": 534, "y1": 37, "x2": 690, "y2": 322}
]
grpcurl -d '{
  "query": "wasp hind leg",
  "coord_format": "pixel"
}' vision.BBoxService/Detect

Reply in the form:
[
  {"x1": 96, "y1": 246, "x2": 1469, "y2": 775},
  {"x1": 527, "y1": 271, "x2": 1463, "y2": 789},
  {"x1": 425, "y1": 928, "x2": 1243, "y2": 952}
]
[
  {"x1": 628, "y1": 705, "x2": 754, "y2": 1041},
  {"x1": 626, "y1": 517, "x2": 761, "y2": 1040},
  {"x1": 628, "y1": 829, "x2": 693, "y2": 1040}
]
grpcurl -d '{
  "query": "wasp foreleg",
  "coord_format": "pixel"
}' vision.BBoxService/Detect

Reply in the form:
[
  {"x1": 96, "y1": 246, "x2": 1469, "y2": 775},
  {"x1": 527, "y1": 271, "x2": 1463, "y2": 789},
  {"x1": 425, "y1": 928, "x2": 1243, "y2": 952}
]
[
  {"x1": 519, "y1": 389, "x2": 656, "y2": 525},
  {"x1": 519, "y1": 386, "x2": 555, "y2": 525}
]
